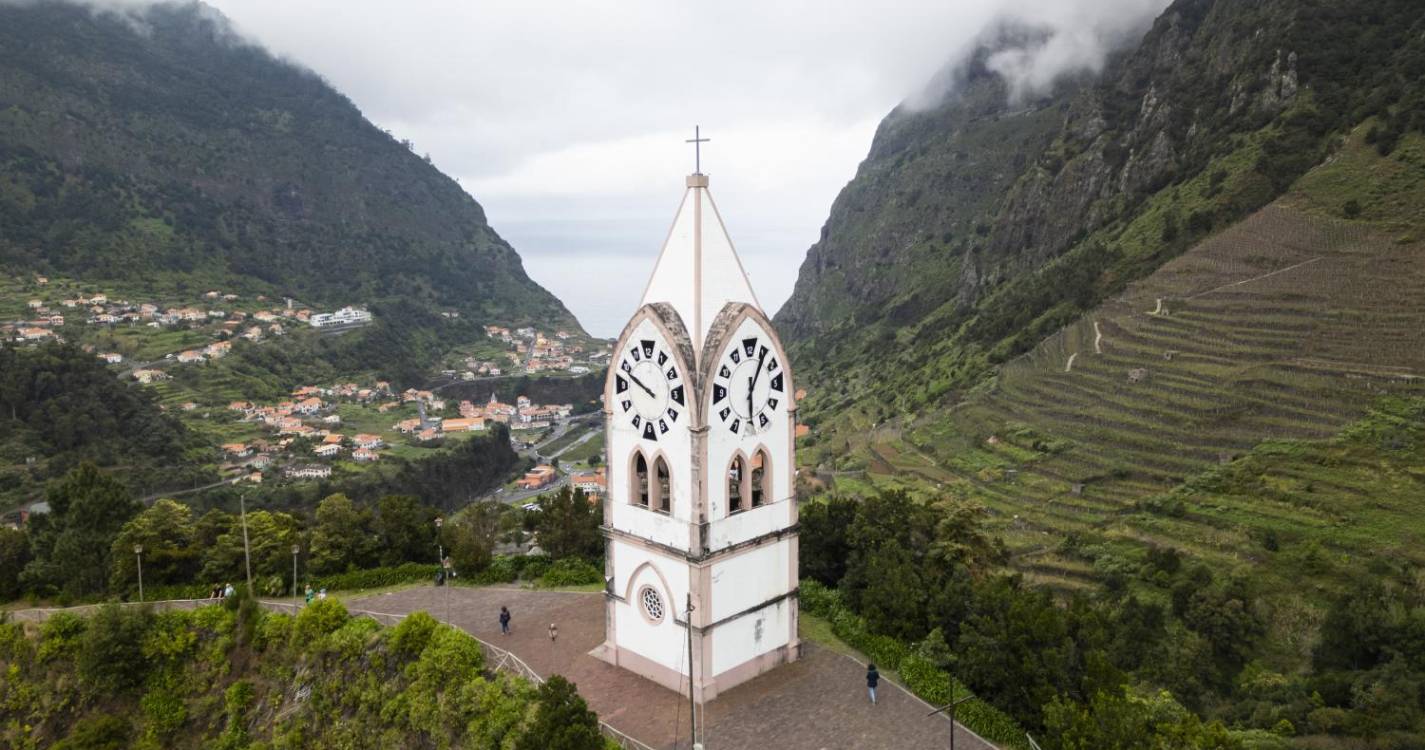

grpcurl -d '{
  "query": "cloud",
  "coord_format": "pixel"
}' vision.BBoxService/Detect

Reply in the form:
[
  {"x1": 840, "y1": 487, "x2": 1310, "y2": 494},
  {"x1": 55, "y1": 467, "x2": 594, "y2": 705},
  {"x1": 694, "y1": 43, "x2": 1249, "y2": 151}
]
[{"x1": 10, "y1": 0, "x2": 1170, "y2": 335}]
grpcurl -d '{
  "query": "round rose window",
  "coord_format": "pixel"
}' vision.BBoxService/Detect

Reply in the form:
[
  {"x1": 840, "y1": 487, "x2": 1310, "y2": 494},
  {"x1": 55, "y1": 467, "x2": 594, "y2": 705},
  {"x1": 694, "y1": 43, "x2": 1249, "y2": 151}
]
[{"x1": 640, "y1": 586, "x2": 665, "y2": 622}]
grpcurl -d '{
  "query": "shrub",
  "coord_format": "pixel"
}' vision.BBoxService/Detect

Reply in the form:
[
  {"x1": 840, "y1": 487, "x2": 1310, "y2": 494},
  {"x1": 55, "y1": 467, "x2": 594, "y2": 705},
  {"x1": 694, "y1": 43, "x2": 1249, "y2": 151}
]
[
  {"x1": 472, "y1": 556, "x2": 517, "y2": 585},
  {"x1": 515, "y1": 675, "x2": 603, "y2": 750},
  {"x1": 254, "y1": 612, "x2": 292, "y2": 651},
  {"x1": 388, "y1": 610, "x2": 439, "y2": 657},
  {"x1": 539, "y1": 558, "x2": 601, "y2": 588},
  {"x1": 290, "y1": 597, "x2": 349, "y2": 649},
  {"x1": 310, "y1": 562, "x2": 439, "y2": 592},
  {"x1": 78, "y1": 604, "x2": 154, "y2": 691},
  {"x1": 51, "y1": 714, "x2": 131, "y2": 750},
  {"x1": 323, "y1": 616, "x2": 381, "y2": 658},
  {"x1": 38, "y1": 611, "x2": 86, "y2": 662}
]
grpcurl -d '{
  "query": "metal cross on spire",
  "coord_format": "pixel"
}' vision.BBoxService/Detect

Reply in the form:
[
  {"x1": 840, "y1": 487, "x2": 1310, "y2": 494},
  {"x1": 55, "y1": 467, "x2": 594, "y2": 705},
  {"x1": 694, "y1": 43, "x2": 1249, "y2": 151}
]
[{"x1": 686, "y1": 125, "x2": 710, "y2": 174}]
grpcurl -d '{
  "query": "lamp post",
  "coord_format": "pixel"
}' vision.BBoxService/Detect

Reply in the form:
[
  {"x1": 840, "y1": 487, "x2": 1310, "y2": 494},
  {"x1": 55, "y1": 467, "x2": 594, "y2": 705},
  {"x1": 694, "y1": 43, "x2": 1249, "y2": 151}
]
[
  {"x1": 434, "y1": 517, "x2": 444, "y2": 567},
  {"x1": 927, "y1": 687, "x2": 973, "y2": 750},
  {"x1": 133, "y1": 544, "x2": 144, "y2": 603},
  {"x1": 291, "y1": 544, "x2": 300, "y2": 610}
]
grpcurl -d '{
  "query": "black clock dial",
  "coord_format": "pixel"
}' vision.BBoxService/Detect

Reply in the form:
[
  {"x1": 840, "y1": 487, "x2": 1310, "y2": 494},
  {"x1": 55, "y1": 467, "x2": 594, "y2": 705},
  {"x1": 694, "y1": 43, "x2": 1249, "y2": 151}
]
[
  {"x1": 715, "y1": 332, "x2": 785, "y2": 435},
  {"x1": 621, "y1": 339, "x2": 683, "y2": 440}
]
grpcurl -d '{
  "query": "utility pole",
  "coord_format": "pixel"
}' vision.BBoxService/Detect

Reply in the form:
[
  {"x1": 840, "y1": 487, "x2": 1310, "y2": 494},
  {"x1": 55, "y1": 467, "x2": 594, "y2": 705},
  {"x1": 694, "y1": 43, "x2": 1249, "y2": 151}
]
[
  {"x1": 133, "y1": 544, "x2": 144, "y2": 603},
  {"x1": 239, "y1": 492, "x2": 253, "y2": 595},
  {"x1": 291, "y1": 544, "x2": 300, "y2": 609}
]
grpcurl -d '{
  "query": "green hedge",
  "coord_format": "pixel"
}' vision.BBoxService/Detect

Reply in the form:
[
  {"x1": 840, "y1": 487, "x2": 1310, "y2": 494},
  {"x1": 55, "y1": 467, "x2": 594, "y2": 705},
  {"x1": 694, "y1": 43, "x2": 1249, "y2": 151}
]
[
  {"x1": 310, "y1": 562, "x2": 441, "y2": 592},
  {"x1": 799, "y1": 579, "x2": 1028, "y2": 750}
]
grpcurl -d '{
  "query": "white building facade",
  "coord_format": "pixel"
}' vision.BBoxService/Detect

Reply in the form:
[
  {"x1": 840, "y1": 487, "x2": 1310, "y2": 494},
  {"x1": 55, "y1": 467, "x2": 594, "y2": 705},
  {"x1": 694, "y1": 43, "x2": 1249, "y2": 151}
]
[{"x1": 595, "y1": 171, "x2": 800, "y2": 702}]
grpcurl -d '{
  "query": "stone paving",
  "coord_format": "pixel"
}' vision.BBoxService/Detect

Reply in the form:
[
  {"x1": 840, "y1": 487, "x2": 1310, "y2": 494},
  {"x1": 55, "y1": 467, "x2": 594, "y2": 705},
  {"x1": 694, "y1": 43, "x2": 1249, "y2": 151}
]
[{"x1": 347, "y1": 585, "x2": 996, "y2": 750}]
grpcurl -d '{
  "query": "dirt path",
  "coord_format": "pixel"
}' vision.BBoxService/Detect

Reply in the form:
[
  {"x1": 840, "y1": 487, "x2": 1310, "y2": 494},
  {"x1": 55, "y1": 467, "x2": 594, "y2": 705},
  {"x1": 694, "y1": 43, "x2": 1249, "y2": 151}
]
[{"x1": 1065, "y1": 352, "x2": 1078, "y2": 372}]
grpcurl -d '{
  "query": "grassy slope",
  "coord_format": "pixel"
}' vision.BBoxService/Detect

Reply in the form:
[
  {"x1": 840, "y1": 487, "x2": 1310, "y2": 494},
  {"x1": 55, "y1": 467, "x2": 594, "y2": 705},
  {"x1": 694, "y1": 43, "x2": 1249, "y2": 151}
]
[{"x1": 806, "y1": 128, "x2": 1425, "y2": 666}]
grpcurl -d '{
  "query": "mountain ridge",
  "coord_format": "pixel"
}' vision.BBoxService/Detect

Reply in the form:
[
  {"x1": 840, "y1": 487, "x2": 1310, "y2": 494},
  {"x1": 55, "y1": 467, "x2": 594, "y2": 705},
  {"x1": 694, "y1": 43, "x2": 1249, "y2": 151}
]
[{"x1": 0, "y1": 0, "x2": 581, "y2": 334}]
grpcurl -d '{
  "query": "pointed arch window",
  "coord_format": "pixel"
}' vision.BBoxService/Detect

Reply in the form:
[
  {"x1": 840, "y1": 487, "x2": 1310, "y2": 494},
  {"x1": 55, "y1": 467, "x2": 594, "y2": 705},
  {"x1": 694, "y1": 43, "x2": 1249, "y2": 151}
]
[
  {"x1": 632, "y1": 452, "x2": 650, "y2": 508},
  {"x1": 728, "y1": 455, "x2": 746, "y2": 514},
  {"x1": 654, "y1": 457, "x2": 672, "y2": 514},
  {"x1": 751, "y1": 450, "x2": 770, "y2": 508}
]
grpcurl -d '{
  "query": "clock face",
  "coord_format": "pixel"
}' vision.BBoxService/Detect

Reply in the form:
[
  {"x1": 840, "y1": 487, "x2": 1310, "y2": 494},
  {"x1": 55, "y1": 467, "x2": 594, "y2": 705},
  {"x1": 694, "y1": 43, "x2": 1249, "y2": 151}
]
[
  {"x1": 614, "y1": 338, "x2": 685, "y2": 442},
  {"x1": 712, "y1": 334, "x2": 783, "y2": 435}
]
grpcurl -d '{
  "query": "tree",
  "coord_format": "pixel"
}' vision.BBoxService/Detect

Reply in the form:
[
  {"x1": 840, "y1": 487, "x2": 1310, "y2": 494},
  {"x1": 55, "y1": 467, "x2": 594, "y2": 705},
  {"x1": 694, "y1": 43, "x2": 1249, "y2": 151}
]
[
  {"x1": 308, "y1": 494, "x2": 377, "y2": 574},
  {"x1": 799, "y1": 495, "x2": 857, "y2": 586},
  {"x1": 445, "y1": 501, "x2": 504, "y2": 574},
  {"x1": 533, "y1": 487, "x2": 601, "y2": 560},
  {"x1": 0, "y1": 526, "x2": 30, "y2": 601},
  {"x1": 77, "y1": 603, "x2": 154, "y2": 692},
  {"x1": 515, "y1": 675, "x2": 604, "y2": 750},
  {"x1": 22, "y1": 462, "x2": 141, "y2": 597},
  {"x1": 373, "y1": 495, "x2": 438, "y2": 567},
  {"x1": 198, "y1": 509, "x2": 301, "y2": 584},
  {"x1": 109, "y1": 499, "x2": 197, "y2": 591}
]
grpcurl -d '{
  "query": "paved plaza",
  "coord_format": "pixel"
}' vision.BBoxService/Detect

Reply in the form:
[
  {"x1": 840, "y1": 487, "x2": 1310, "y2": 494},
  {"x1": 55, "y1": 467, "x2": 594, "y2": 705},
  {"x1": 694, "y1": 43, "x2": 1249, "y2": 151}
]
[{"x1": 346, "y1": 585, "x2": 995, "y2": 750}]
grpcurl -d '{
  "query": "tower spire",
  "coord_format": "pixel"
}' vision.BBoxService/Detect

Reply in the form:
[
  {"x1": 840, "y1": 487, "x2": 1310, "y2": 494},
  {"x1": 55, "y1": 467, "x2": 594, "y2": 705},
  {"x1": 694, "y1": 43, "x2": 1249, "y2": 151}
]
[{"x1": 640, "y1": 131, "x2": 760, "y2": 356}]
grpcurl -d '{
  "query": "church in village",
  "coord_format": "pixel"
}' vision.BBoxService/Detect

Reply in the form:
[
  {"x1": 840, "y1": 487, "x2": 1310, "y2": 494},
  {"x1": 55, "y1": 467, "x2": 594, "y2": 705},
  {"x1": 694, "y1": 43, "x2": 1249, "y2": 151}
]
[{"x1": 591, "y1": 148, "x2": 801, "y2": 702}]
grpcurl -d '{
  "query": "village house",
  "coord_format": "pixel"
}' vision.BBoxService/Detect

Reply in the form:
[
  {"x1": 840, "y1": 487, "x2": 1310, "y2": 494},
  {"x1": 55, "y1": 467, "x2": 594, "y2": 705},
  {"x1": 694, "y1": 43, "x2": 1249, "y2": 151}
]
[
  {"x1": 97, "y1": 352, "x2": 124, "y2": 364},
  {"x1": 176, "y1": 350, "x2": 205, "y2": 364},
  {"x1": 132, "y1": 369, "x2": 168, "y2": 384},
  {"x1": 321, "y1": 414, "x2": 342, "y2": 425},
  {"x1": 314, "y1": 444, "x2": 341, "y2": 458},
  {"x1": 248, "y1": 454, "x2": 272, "y2": 470},
  {"x1": 222, "y1": 443, "x2": 252, "y2": 458},
  {"x1": 354, "y1": 434, "x2": 384, "y2": 450},
  {"x1": 352, "y1": 447, "x2": 380, "y2": 462},
  {"x1": 571, "y1": 468, "x2": 607, "y2": 496},
  {"x1": 19, "y1": 327, "x2": 54, "y2": 341},
  {"x1": 517, "y1": 465, "x2": 557, "y2": 490},
  {"x1": 204, "y1": 340, "x2": 232, "y2": 359},
  {"x1": 285, "y1": 464, "x2": 331, "y2": 480},
  {"x1": 442, "y1": 417, "x2": 485, "y2": 433},
  {"x1": 416, "y1": 428, "x2": 442, "y2": 443},
  {"x1": 394, "y1": 418, "x2": 422, "y2": 434},
  {"x1": 322, "y1": 433, "x2": 344, "y2": 445},
  {"x1": 293, "y1": 397, "x2": 323, "y2": 415}
]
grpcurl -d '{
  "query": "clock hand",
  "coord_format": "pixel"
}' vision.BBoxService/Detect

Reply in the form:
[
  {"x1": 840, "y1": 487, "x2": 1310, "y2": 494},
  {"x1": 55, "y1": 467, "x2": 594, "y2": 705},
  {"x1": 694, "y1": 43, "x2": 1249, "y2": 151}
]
[{"x1": 627, "y1": 372, "x2": 657, "y2": 399}]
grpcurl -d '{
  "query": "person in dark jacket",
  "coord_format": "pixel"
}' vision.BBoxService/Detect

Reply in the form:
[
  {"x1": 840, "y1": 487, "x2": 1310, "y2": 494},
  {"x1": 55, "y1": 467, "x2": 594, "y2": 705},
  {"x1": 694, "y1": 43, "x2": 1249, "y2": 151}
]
[
  {"x1": 499, "y1": 606, "x2": 512, "y2": 635},
  {"x1": 866, "y1": 663, "x2": 880, "y2": 705}
]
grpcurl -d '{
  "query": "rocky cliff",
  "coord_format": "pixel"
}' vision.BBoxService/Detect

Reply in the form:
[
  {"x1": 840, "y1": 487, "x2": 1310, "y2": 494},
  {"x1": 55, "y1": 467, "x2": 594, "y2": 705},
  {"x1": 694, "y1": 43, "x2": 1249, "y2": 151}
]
[{"x1": 777, "y1": 0, "x2": 1424, "y2": 422}]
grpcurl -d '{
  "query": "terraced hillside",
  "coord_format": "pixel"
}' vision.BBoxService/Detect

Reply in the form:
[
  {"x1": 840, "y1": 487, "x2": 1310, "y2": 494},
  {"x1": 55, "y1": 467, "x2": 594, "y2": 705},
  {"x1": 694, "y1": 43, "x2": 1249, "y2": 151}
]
[{"x1": 812, "y1": 130, "x2": 1425, "y2": 591}]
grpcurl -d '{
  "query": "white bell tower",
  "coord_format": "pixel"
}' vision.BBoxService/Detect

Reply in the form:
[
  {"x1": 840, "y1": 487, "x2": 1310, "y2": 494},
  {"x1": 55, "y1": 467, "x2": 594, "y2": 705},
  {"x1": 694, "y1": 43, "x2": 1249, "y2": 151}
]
[{"x1": 593, "y1": 155, "x2": 800, "y2": 702}]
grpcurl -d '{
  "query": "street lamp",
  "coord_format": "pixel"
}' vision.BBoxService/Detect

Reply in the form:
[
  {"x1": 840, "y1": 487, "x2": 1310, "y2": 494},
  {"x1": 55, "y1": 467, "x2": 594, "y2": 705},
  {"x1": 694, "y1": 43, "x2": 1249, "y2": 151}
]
[
  {"x1": 927, "y1": 686, "x2": 973, "y2": 750},
  {"x1": 291, "y1": 544, "x2": 300, "y2": 610},
  {"x1": 133, "y1": 544, "x2": 144, "y2": 603},
  {"x1": 434, "y1": 516, "x2": 444, "y2": 567}
]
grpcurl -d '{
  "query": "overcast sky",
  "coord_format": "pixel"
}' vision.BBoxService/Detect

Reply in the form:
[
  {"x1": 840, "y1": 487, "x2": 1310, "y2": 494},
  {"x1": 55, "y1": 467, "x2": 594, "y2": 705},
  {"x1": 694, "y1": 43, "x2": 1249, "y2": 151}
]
[{"x1": 194, "y1": 0, "x2": 1168, "y2": 337}]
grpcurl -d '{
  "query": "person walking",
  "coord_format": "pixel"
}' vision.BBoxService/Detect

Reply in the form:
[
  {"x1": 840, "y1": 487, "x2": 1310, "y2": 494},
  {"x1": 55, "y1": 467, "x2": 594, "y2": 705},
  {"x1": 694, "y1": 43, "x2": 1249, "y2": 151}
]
[
  {"x1": 499, "y1": 606, "x2": 512, "y2": 635},
  {"x1": 305, "y1": 585, "x2": 314, "y2": 605},
  {"x1": 223, "y1": 582, "x2": 235, "y2": 598},
  {"x1": 548, "y1": 622, "x2": 558, "y2": 642},
  {"x1": 866, "y1": 663, "x2": 880, "y2": 705}
]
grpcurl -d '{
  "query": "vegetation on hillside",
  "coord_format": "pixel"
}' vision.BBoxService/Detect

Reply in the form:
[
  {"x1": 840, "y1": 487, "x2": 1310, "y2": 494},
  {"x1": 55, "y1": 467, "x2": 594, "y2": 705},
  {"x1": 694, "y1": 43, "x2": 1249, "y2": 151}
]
[
  {"x1": 0, "y1": 343, "x2": 207, "y2": 507},
  {"x1": 0, "y1": 596, "x2": 608, "y2": 749},
  {"x1": 1, "y1": 461, "x2": 602, "y2": 605},
  {"x1": 801, "y1": 476, "x2": 1425, "y2": 748}
]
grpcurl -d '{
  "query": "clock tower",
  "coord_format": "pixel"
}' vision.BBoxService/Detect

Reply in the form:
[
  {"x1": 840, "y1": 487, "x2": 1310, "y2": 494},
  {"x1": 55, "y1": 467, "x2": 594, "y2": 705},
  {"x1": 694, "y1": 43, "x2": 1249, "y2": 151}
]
[{"x1": 594, "y1": 166, "x2": 800, "y2": 702}]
